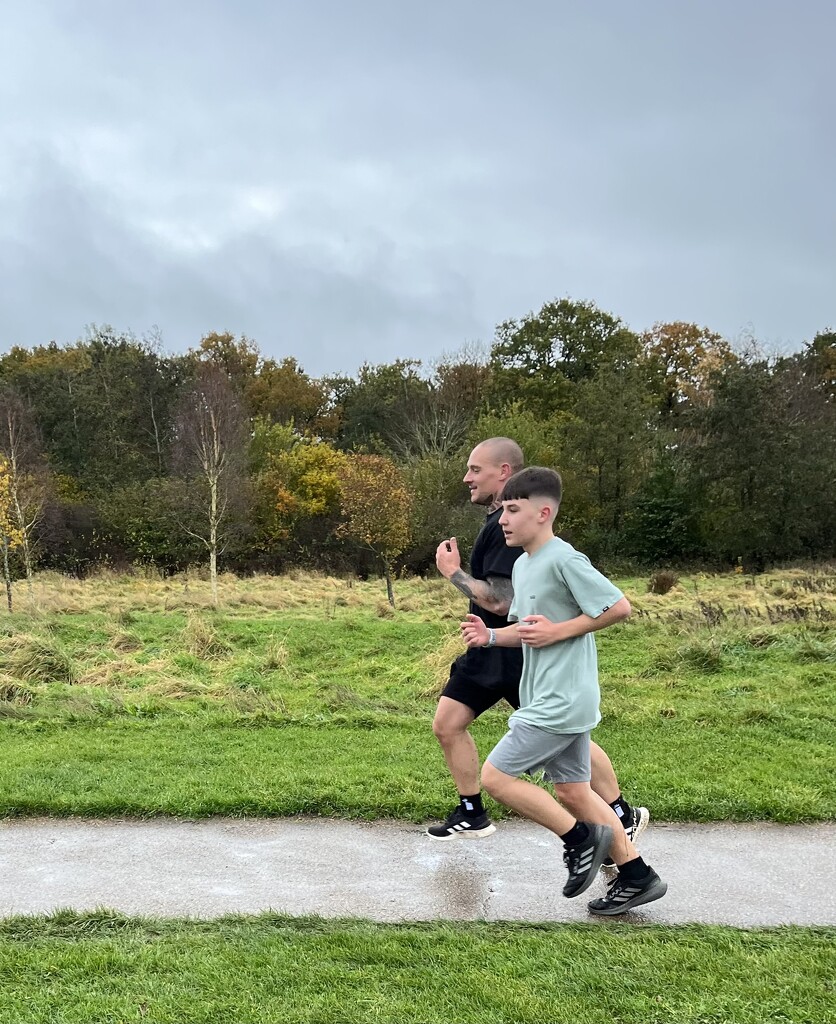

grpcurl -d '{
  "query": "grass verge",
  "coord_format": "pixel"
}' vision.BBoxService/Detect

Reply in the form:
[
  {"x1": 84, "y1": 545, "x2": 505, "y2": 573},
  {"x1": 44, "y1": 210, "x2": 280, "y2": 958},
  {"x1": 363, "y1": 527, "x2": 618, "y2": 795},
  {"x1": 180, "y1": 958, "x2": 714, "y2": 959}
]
[
  {"x1": 0, "y1": 912, "x2": 833, "y2": 1024},
  {"x1": 1, "y1": 710, "x2": 833, "y2": 821}
]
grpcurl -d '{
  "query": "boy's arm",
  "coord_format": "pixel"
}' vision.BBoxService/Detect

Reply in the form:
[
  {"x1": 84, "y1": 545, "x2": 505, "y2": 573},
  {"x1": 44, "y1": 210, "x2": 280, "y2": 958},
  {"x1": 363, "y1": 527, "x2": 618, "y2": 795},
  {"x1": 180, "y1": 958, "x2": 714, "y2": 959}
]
[
  {"x1": 517, "y1": 597, "x2": 631, "y2": 649},
  {"x1": 460, "y1": 613, "x2": 522, "y2": 648}
]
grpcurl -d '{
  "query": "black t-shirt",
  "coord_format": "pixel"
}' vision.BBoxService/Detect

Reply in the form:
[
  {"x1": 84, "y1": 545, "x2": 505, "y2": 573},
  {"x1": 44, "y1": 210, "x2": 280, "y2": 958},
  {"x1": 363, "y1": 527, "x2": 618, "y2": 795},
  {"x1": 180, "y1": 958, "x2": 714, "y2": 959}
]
[{"x1": 454, "y1": 509, "x2": 524, "y2": 688}]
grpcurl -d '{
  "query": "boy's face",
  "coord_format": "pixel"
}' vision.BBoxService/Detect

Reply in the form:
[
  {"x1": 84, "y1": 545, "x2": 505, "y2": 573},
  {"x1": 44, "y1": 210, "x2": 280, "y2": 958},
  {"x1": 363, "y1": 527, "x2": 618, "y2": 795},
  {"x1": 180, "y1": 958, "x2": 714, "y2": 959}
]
[
  {"x1": 463, "y1": 444, "x2": 506, "y2": 507},
  {"x1": 498, "y1": 496, "x2": 550, "y2": 548}
]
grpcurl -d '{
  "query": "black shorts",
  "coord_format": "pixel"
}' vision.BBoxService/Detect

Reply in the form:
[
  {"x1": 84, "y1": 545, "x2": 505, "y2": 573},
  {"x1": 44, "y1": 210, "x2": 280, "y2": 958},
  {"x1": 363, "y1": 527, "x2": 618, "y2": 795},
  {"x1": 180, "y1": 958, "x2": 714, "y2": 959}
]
[{"x1": 441, "y1": 658, "x2": 521, "y2": 719}]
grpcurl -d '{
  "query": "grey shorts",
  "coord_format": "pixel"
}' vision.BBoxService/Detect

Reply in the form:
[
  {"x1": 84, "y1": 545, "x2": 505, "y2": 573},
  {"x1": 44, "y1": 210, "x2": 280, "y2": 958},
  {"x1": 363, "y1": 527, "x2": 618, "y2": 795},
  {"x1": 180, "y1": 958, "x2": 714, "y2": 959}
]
[{"x1": 486, "y1": 718, "x2": 591, "y2": 784}]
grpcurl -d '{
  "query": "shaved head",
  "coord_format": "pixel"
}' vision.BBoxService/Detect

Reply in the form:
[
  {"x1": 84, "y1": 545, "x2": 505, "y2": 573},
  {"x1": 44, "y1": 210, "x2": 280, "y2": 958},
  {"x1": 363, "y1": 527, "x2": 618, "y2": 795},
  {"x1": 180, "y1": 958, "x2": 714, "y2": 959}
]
[
  {"x1": 475, "y1": 437, "x2": 524, "y2": 473},
  {"x1": 464, "y1": 436, "x2": 525, "y2": 508}
]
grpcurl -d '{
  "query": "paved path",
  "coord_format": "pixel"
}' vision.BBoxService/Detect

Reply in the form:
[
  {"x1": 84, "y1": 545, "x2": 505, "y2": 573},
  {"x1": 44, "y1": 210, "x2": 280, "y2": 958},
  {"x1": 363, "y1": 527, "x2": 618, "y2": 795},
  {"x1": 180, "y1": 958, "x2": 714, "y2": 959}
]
[{"x1": 1, "y1": 817, "x2": 833, "y2": 927}]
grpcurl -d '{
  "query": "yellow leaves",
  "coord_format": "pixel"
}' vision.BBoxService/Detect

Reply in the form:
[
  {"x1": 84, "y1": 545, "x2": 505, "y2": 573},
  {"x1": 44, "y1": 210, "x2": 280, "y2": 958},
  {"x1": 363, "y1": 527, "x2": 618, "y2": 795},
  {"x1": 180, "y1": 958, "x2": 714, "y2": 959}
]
[
  {"x1": 256, "y1": 439, "x2": 348, "y2": 543},
  {"x1": 337, "y1": 454, "x2": 411, "y2": 561},
  {"x1": 257, "y1": 444, "x2": 412, "y2": 565},
  {"x1": 643, "y1": 321, "x2": 737, "y2": 408},
  {"x1": 272, "y1": 443, "x2": 346, "y2": 517},
  {"x1": 0, "y1": 456, "x2": 24, "y2": 549}
]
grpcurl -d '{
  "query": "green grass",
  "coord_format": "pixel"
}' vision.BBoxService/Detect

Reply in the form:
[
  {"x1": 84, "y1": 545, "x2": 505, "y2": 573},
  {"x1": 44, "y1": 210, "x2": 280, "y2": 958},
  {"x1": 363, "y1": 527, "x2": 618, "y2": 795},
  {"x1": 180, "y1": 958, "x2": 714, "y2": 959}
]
[
  {"x1": 0, "y1": 912, "x2": 833, "y2": 1024},
  {"x1": 0, "y1": 571, "x2": 834, "y2": 822},
  {"x1": 2, "y1": 573, "x2": 834, "y2": 1023}
]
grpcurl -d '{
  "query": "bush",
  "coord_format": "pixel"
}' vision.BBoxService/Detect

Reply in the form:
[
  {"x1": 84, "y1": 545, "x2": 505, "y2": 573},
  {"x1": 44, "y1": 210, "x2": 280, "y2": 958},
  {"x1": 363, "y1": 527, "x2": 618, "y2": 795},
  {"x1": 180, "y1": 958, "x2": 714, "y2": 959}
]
[{"x1": 648, "y1": 570, "x2": 679, "y2": 595}]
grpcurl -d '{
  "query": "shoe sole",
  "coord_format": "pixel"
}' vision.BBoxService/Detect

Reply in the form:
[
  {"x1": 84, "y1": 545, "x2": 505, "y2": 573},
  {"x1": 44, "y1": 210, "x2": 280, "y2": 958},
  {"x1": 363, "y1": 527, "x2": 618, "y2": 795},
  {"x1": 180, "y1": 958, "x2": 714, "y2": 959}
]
[
  {"x1": 563, "y1": 825, "x2": 613, "y2": 898},
  {"x1": 628, "y1": 806, "x2": 650, "y2": 843},
  {"x1": 587, "y1": 878, "x2": 668, "y2": 916},
  {"x1": 425, "y1": 824, "x2": 497, "y2": 842},
  {"x1": 602, "y1": 806, "x2": 651, "y2": 876}
]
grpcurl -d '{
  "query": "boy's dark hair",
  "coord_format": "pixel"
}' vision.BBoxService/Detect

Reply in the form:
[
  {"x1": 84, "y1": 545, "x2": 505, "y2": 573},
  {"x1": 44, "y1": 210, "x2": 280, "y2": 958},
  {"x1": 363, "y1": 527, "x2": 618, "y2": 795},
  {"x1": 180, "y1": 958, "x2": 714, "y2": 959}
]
[{"x1": 501, "y1": 466, "x2": 562, "y2": 506}]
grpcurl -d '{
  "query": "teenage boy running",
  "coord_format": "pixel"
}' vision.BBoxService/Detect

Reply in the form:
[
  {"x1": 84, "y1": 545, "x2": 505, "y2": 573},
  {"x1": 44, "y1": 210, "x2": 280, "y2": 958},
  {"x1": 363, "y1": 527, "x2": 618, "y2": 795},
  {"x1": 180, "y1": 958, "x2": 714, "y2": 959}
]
[
  {"x1": 461, "y1": 466, "x2": 667, "y2": 913},
  {"x1": 428, "y1": 438, "x2": 649, "y2": 862}
]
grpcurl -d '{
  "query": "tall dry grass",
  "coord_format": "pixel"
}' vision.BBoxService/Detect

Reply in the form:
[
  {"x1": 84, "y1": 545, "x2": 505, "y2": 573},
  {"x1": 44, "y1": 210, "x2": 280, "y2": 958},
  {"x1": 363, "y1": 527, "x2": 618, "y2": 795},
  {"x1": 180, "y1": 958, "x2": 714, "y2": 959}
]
[
  {"x1": 21, "y1": 568, "x2": 463, "y2": 619},
  {"x1": 14, "y1": 565, "x2": 834, "y2": 621},
  {"x1": 0, "y1": 566, "x2": 831, "y2": 717}
]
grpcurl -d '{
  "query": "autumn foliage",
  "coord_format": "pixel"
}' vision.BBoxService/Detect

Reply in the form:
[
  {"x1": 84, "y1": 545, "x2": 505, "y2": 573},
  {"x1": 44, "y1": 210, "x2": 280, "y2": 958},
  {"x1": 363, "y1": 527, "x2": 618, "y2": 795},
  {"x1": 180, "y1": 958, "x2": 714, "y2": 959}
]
[
  {"x1": 338, "y1": 454, "x2": 412, "y2": 605},
  {"x1": 0, "y1": 307, "x2": 832, "y2": 581}
]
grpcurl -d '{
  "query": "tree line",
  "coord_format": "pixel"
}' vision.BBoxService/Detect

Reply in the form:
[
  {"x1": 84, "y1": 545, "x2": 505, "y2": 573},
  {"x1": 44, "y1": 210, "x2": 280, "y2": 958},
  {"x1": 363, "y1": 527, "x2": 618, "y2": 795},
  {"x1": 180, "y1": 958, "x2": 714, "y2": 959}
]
[{"x1": 0, "y1": 299, "x2": 833, "y2": 602}]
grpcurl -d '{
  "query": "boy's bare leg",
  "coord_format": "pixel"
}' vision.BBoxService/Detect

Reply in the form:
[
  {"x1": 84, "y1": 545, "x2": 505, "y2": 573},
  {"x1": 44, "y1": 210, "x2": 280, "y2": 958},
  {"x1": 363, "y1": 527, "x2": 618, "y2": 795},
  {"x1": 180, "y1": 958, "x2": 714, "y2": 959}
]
[
  {"x1": 432, "y1": 697, "x2": 479, "y2": 794},
  {"x1": 483, "y1": 762, "x2": 616, "y2": 899},
  {"x1": 482, "y1": 762, "x2": 576, "y2": 835},
  {"x1": 554, "y1": 781, "x2": 638, "y2": 865},
  {"x1": 589, "y1": 741, "x2": 620, "y2": 804}
]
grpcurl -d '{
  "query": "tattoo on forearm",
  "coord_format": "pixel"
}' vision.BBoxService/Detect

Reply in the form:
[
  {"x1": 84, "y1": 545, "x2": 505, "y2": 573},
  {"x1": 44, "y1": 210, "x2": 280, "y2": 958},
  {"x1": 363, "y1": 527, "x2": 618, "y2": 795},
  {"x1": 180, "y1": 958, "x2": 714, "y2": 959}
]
[
  {"x1": 450, "y1": 570, "x2": 476, "y2": 601},
  {"x1": 449, "y1": 571, "x2": 514, "y2": 612},
  {"x1": 487, "y1": 576, "x2": 514, "y2": 608}
]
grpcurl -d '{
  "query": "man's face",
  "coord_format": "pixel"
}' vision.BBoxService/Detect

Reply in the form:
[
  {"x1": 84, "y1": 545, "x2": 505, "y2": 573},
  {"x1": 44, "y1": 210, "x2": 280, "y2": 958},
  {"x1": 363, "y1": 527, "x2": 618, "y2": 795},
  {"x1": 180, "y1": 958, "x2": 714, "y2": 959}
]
[
  {"x1": 498, "y1": 497, "x2": 546, "y2": 548},
  {"x1": 463, "y1": 445, "x2": 505, "y2": 506}
]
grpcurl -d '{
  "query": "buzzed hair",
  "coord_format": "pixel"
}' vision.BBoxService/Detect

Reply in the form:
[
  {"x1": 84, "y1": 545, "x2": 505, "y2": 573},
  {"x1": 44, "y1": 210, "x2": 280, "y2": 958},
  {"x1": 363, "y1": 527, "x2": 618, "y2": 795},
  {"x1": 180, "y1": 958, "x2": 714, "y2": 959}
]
[
  {"x1": 501, "y1": 466, "x2": 562, "y2": 506},
  {"x1": 478, "y1": 436, "x2": 524, "y2": 473}
]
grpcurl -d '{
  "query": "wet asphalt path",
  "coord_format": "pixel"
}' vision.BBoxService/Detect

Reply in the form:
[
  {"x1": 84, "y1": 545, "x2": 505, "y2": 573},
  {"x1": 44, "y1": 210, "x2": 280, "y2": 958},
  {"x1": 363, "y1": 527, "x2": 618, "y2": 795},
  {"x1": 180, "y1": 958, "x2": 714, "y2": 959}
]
[{"x1": 1, "y1": 817, "x2": 833, "y2": 927}]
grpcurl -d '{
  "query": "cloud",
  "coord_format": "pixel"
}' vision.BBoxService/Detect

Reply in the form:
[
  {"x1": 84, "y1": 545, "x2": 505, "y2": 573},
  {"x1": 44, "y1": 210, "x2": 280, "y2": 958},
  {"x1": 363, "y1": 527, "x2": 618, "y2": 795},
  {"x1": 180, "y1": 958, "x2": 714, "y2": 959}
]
[{"x1": 1, "y1": 0, "x2": 834, "y2": 374}]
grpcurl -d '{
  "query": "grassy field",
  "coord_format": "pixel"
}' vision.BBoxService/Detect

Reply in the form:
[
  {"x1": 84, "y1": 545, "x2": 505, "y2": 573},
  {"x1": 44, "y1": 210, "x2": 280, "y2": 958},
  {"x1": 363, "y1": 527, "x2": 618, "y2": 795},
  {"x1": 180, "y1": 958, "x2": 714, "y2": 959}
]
[
  {"x1": 1, "y1": 567, "x2": 834, "y2": 822},
  {"x1": 0, "y1": 912, "x2": 833, "y2": 1024},
  {"x1": 2, "y1": 569, "x2": 834, "y2": 1024}
]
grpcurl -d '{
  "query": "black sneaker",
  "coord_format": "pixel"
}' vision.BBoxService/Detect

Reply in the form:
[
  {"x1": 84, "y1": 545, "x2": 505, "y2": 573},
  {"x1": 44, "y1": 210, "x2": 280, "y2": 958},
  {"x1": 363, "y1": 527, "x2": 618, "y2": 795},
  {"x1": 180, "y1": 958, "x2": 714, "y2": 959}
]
[
  {"x1": 587, "y1": 868, "x2": 668, "y2": 915},
  {"x1": 562, "y1": 823, "x2": 613, "y2": 897},
  {"x1": 426, "y1": 806, "x2": 497, "y2": 841},
  {"x1": 602, "y1": 805, "x2": 651, "y2": 876}
]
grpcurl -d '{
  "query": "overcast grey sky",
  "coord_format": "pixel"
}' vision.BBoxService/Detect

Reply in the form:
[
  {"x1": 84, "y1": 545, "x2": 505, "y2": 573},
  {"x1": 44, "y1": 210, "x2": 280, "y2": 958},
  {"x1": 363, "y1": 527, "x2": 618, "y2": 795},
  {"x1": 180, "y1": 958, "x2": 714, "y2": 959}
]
[{"x1": 1, "y1": 1, "x2": 833, "y2": 375}]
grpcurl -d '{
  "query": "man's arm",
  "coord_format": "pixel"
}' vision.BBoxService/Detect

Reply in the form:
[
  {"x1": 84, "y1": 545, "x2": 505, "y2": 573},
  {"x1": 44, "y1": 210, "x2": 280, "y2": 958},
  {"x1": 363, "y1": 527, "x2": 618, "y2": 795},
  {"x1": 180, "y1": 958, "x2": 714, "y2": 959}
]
[
  {"x1": 435, "y1": 537, "x2": 513, "y2": 615},
  {"x1": 449, "y1": 570, "x2": 514, "y2": 615},
  {"x1": 517, "y1": 597, "x2": 632, "y2": 648}
]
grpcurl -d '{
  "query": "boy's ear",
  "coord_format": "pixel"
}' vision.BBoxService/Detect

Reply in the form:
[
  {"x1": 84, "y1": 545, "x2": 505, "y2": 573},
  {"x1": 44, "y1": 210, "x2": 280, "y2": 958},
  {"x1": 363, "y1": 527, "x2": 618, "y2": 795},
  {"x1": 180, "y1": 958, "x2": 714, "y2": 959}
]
[{"x1": 539, "y1": 501, "x2": 557, "y2": 523}]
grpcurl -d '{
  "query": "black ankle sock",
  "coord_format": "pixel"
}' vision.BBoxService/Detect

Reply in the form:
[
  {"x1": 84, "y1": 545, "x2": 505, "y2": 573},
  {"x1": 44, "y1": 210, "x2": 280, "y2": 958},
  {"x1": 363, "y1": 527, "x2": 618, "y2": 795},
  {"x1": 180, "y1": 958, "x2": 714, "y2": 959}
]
[
  {"x1": 618, "y1": 856, "x2": 650, "y2": 881},
  {"x1": 559, "y1": 821, "x2": 590, "y2": 847},
  {"x1": 609, "y1": 795, "x2": 633, "y2": 828},
  {"x1": 459, "y1": 793, "x2": 484, "y2": 816}
]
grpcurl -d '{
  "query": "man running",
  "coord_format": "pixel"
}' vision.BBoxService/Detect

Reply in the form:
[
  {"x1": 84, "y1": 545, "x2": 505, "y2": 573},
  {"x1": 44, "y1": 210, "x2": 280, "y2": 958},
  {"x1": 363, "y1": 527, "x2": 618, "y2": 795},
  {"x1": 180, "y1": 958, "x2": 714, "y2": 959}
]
[{"x1": 426, "y1": 437, "x2": 648, "y2": 858}]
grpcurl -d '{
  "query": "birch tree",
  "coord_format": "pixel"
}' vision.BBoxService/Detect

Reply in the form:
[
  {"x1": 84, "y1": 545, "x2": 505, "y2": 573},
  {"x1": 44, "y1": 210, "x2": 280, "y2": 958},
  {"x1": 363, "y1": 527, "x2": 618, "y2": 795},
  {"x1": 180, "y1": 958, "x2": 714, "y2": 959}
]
[
  {"x1": 173, "y1": 365, "x2": 249, "y2": 606},
  {"x1": 0, "y1": 388, "x2": 51, "y2": 607},
  {"x1": 0, "y1": 456, "x2": 25, "y2": 612}
]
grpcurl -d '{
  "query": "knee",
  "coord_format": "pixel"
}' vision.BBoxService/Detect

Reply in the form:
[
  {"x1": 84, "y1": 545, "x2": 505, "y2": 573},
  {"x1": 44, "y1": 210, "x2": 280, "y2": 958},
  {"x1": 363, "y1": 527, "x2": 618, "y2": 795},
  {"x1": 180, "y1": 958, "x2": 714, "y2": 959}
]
[
  {"x1": 553, "y1": 783, "x2": 582, "y2": 813},
  {"x1": 432, "y1": 712, "x2": 464, "y2": 746},
  {"x1": 481, "y1": 761, "x2": 508, "y2": 800}
]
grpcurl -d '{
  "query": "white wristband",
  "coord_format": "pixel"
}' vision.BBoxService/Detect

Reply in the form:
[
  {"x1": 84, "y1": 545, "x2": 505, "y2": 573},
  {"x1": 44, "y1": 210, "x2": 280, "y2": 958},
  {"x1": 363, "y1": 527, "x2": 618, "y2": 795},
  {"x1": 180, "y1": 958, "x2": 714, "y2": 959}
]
[{"x1": 484, "y1": 628, "x2": 496, "y2": 648}]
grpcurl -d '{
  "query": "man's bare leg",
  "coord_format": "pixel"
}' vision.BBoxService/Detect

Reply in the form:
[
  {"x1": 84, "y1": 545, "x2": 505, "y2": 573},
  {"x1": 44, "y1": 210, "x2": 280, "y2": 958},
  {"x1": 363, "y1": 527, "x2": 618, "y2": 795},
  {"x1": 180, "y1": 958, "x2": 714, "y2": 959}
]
[
  {"x1": 481, "y1": 762, "x2": 575, "y2": 834},
  {"x1": 590, "y1": 741, "x2": 620, "y2": 803},
  {"x1": 427, "y1": 697, "x2": 496, "y2": 839},
  {"x1": 589, "y1": 741, "x2": 650, "y2": 847},
  {"x1": 432, "y1": 696, "x2": 479, "y2": 794}
]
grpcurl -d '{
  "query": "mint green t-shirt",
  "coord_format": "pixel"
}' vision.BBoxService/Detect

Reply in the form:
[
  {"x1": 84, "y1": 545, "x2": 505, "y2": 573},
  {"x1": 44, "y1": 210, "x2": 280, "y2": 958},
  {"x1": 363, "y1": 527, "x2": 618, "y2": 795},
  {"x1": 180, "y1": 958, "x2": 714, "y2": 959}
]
[{"x1": 508, "y1": 537, "x2": 624, "y2": 735}]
